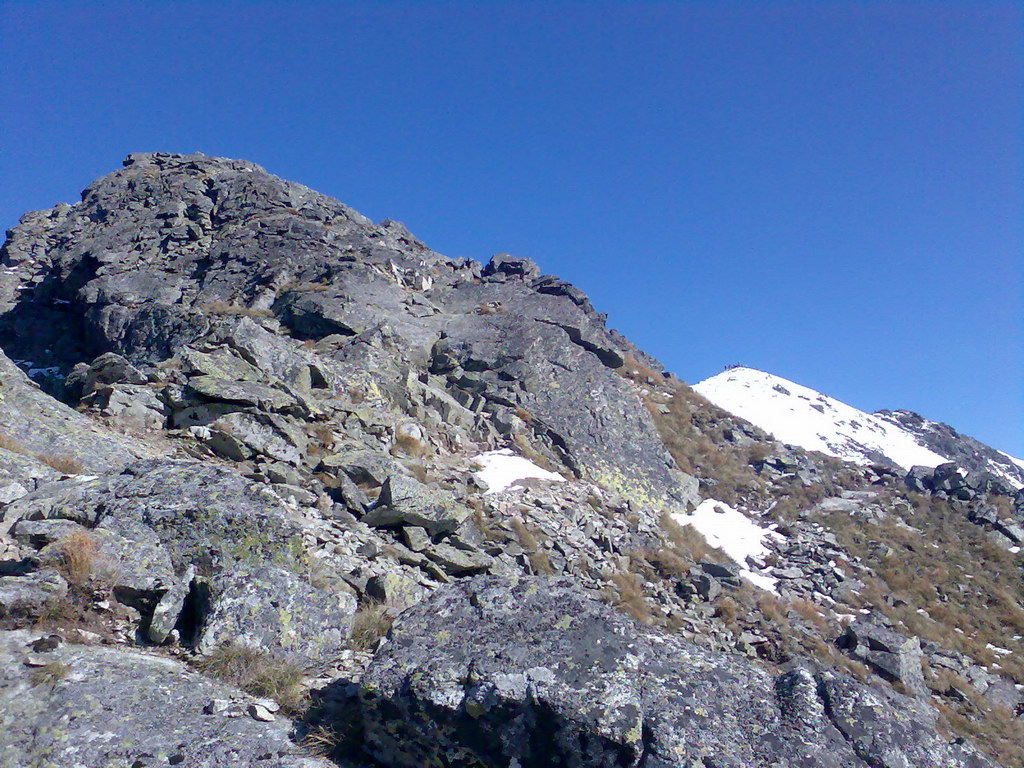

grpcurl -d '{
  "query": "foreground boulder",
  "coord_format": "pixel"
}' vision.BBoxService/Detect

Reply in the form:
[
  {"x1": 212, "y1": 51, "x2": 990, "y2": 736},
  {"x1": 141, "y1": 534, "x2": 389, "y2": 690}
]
[
  {"x1": 0, "y1": 629, "x2": 334, "y2": 767},
  {"x1": 357, "y1": 576, "x2": 993, "y2": 768}
]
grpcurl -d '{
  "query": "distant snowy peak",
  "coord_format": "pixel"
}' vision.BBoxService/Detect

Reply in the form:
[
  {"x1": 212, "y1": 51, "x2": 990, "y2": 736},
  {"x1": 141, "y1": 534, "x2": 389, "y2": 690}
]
[
  {"x1": 693, "y1": 367, "x2": 948, "y2": 471},
  {"x1": 693, "y1": 367, "x2": 1023, "y2": 489}
]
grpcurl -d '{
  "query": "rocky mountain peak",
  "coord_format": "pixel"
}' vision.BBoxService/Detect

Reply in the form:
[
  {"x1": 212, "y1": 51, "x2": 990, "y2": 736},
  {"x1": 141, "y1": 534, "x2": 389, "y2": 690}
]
[{"x1": 0, "y1": 155, "x2": 1019, "y2": 767}]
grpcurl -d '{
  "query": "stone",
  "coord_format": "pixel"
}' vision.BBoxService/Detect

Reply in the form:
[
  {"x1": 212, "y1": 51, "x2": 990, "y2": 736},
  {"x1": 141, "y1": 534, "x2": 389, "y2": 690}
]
[
  {"x1": 401, "y1": 525, "x2": 431, "y2": 552},
  {"x1": 0, "y1": 569, "x2": 67, "y2": 620},
  {"x1": 197, "y1": 565, "x2": 357, "y2": 666},
  {"x1": 92, "y1": 383, "x2": 167, "y2": 431},
  {"x1": 691, "y1": 571, "x2": 721, "y2": 601},
  {"x1": 0, "y1": 349, "x2": 138, "y2": 476},
  {"x1": 355, "y1": 576, "x2": 993, "y2": 768},
  {"x1": 0, "y1": 629, "x2": 334, "y2": 768},
  {"x1": 248, "y1": 702, "x2": 276, "y2": 721},
  {"x1": 365, "y1": 572, "x2": 426, "y2": 615},
  {"x1": 362, "y1": 475, "x2": 472, "y2": 536},
  {"x1": 4, "y1": 460, "x2": 310, "y2": 578},
  {"x1": 187, "y1": 375, "x2": 301, "y2": 413},
  {"x1": 147, "y1": 565, "x2": 195, "y2": 644},
  {"x1": 423, "y1": 541, "x2": 493, "y2": 575},
  {"x1": 843, "y1": 620, "x2": 928, "y2": 697},
  {"x1": 14, "y1": 517, "x2": 176, "y2": 609}
]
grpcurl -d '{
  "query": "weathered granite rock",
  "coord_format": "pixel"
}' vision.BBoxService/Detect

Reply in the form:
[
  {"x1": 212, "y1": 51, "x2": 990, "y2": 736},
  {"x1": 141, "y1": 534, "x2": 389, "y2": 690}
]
[
  {"x1": 0, "y1": 569, "x2": 67, "y2": 621},
  {"x1": 148, "y1": 565, "x2": 195, "y2": 644},
  {"x1": 842, "y1": 619, "x2": 928, "y2": 697},
  {"x1": 4, "y1": 460, "x2": 308, "y2": 576},
  {"x1": 205, "y1": 411, "x2": 305, "y2": 465},
  {"x1": 91, "y1": 382, "x2": 167, "y2": 431},
  {"x1": 357, "y1": 576, "x2": 992, "y2": 768},
  {"x1": 198, "y1": 564, "x2": 356, "y2": 666},
  {"x1": 362, "y1": 475, "x2": 472, "y2": 536},
  {"x1": 365, "y1": 571, "x2": 426, "y2": 615},
  {"x1": 32, "y1": 517, "x2": 176, "y2": 608},
  {"x1": 0, "y1": 629, "x2": 335, "y2": 768},
  {"x1": 0, "y1": 348, "x2": 140, "y2": 474}
]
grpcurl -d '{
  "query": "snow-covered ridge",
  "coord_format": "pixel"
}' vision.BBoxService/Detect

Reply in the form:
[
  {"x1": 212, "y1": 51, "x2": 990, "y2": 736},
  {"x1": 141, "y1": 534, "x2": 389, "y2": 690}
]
[{"x1": 693, "y1": 367, "x2": 950, "y2": 471}]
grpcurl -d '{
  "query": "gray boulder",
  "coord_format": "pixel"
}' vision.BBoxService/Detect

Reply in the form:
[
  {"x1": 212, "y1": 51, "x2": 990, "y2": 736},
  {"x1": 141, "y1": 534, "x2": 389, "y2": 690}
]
[
  {"x1": 0, "y1": 569, "x2": 67, "y2": 621},
  {"x1": 197, "y1": 564, "x2": 356, "y2": 666},
  {"x1": 357, "y1": 576, "x2": 992, "y2": 768},
  {"x1": 843, "y1": 619, "x2": 928, "y2": 697},
  {"x1": 0, "y1": 347, "x2": 140, "y2": 475},
  {"x1": 4, "y1": 459, "x2": 308, "y2": 576},
  {"x1": 0, "y1": 629, "x2": 334, "y2": 768},
  {"x1": 362, "y1": 475, "x2": 472, "y2": 536}
]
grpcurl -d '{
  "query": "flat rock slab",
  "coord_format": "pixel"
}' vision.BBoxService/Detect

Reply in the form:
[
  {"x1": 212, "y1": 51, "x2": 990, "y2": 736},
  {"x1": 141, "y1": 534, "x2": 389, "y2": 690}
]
[{"x1": 0, "y1": 629, "x2": 335, "y2": 768}]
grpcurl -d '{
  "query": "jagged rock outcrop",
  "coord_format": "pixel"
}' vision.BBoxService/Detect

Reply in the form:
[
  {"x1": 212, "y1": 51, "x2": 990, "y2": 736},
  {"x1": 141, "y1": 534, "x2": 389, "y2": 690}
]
[
  {"x1": 880, "y1": 409, "x2": 1024, "y2": 490},
  {"x1": 356, "y1": 576, "x2": 993, "y2": 768},
  {"x1": 0, "y1": 152, "x2": 695, "y2": 512},
  {"x1": 0, "y1": 348, "x2": 142, "y2": 482}
]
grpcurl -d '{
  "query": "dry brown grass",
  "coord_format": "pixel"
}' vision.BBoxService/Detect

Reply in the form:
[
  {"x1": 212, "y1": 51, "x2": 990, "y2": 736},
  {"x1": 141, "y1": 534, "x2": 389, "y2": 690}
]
[
  {"x1": 0, "y1": 432, "x2": 84, "y2": 474},
  {"x1": 659, "y1": 511, "x2": 725, "y2": 563},
  {"x1": 195, "y1": 643, "x2": 306, "y2": 714},
  {"x1": 509, "y1": 517, "x2": 555, "y2": 575},
  {"x1": 29, "y1": 661, "x2": 69, "y2": 688},
  {"x1": 349, "y1": 602, "x2": 393, "y2": 652},
  {"x1": 814, "y1": 492, "x2": 1024, "y2": 765},
  {"x1": 49, "y1": 530, "x2": 99, "y2": 586},
  {"x1": 391, "y1": 432, "x2": 428, "y2": 459},
  {"x1": 301, "y1": 724, "x2": 346, "y2": 758},
  {"x1": 608, "y1": 572, "x2": 654, "y2": 625},
  {"x1": 790, "y1": 598, "x2": 829, "y2": 632}
]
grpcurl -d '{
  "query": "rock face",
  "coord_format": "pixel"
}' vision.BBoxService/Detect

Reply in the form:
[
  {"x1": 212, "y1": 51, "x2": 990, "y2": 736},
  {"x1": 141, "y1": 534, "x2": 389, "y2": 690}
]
[
  {"x1": 0, "y1": 629, "x2": 334, "y2": 768},
  {"x1": 0, "y1": 348, "x2": 141, "y2": 476},
  {"x1": 0, "y1": 152, "x2": 695, "y2": 512},
  {"x1": 358, "y1": 576, "x2": 993, "y2": 768}
]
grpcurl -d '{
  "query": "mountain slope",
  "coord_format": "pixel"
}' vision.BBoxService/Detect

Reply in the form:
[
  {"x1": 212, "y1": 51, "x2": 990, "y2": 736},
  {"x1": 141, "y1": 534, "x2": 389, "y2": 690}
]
[
  {"x1": 693, "y1": 367, "x2": 947, "y2": 469},
  {"x1": 0, "y1": 154, "x2": 1016, "y2": 767}
]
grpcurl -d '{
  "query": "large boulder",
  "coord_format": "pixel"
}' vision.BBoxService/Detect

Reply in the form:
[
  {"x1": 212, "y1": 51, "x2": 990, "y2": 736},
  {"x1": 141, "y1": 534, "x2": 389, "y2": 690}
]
[
  {"x1": 361, "y1": 474, "x2": 472, "y2": 536},
  {"x1": 197, "y1": 564, "x2": 357, "y2": 666},
  {"x1": 0, "y1": 629, "x2": 334, "y2": 767},
  {"x1": 4, "y1": 459, "x2": 308, "y2": 576},
  {"x1": 357, "y1": 576, "x2": 993, "y2": 768}
]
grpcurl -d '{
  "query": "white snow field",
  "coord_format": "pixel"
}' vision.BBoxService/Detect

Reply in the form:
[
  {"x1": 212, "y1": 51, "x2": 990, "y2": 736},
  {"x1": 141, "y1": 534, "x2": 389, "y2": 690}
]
[
  {"x1": 693, "y1": 367, "x2": 948, "y2": 470},
  {"x1": 672, "y1": 499, "x2": 783, "y2": 592},
  {"x1": 471, "y1": 449, "x2": 566, "y2": 494}
]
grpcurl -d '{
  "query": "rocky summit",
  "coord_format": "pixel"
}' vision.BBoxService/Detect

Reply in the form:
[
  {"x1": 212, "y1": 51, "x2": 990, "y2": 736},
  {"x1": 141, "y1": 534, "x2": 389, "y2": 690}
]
[{"x1": 0, "y1": 153, "x2": 1020, "y2": 767}]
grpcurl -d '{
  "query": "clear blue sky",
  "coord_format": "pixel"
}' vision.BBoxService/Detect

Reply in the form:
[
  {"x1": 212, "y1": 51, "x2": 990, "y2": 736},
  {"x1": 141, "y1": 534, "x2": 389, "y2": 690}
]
[{"x1": 2, "y1": 1, "x2": 1021, "y2": 455}]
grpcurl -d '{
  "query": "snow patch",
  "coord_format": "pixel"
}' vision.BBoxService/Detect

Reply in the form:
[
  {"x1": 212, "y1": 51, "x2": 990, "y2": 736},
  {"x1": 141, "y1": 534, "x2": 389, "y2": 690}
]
[
  {"x1": 471, "y1": 449, "x2": 565, "y2": 494},
  {"x1": 671, "y1": 499, "x2": 783, "y2": 592},
  {"x1": 694, "y1": 367, "x2": 948, "y2": 471}
]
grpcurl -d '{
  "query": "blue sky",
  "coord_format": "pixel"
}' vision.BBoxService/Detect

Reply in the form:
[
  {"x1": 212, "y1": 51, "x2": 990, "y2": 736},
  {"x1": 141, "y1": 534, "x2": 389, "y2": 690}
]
[{"x1": 2, "y1": 1, "x2": 1021, "y2": 455}]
